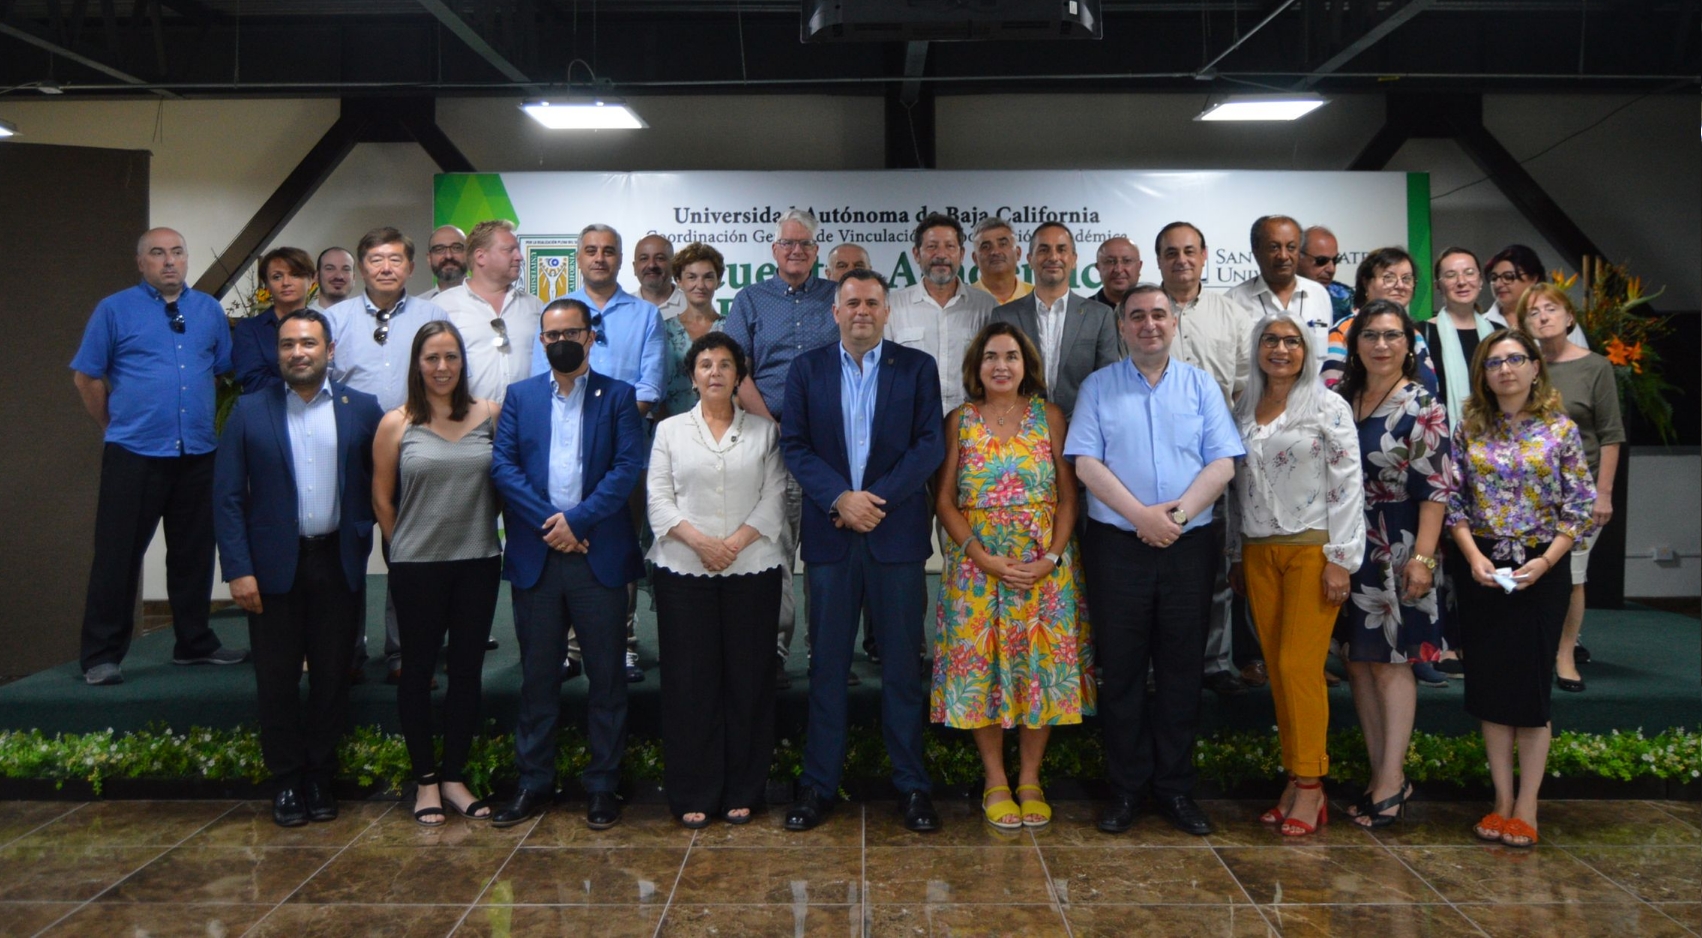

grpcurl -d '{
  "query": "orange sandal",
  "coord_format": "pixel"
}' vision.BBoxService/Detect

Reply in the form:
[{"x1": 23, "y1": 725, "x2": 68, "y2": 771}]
[
  {"x1": 1473, "y1": 813, "x2": 1507, "y2": 841},
  {"x1": 1499, "y1": 817, "x2": 1539, "y2": 848}
]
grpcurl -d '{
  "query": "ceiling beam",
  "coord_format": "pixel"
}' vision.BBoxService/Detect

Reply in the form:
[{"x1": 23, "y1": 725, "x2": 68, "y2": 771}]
[
  {"x1": 1195, "y1": 0, "x2": 1297, "y2": 77},
  {"x1": 1296, "y1": 0, "x2": 1435, "y2": 89},
  {"x1": 416, "y1": 0, "x2": 540, "y2": 93},
  {"x1": 0, "y1": 17, "x2": 178, "y2": 96},
  {"x1": 899, "y1": 39, "x2": 927, "y2": 106}
]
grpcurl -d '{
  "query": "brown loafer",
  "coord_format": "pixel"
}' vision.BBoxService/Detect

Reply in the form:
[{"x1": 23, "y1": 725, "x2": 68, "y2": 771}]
[{"x1": 1239, "y1": 661, "x2": 1269, "y2": 687}]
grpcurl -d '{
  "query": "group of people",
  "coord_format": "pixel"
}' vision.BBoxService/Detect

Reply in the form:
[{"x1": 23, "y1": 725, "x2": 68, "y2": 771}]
[{"x1": 70, "y1": 208, "x2": 1615, "y2": 847}]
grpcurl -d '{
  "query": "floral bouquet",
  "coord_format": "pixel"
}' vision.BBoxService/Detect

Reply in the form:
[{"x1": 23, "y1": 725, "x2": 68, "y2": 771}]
[{"x1": 1552, "y1": 258, "x2": 1677, "y2": 443}]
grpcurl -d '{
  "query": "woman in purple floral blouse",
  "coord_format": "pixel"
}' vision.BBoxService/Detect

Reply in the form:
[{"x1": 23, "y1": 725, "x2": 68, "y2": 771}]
[{"x1": 1447, "y1": 329, "x2": 1595, "y2": 849}]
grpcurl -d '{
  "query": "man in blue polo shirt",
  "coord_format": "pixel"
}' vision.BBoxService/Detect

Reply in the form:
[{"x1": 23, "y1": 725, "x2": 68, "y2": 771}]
[
  {"x1": 1065, "y1": 283, "x2": 1244, "y2": 837},
  {"x1": 71, "y1": 227, "x2": 250, "y2": 686},
  {"x1": 722, "y1": 209, "x2": 842, "y2": 687}
]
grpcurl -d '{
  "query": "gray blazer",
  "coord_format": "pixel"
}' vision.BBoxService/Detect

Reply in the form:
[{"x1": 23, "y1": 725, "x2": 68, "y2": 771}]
[{"x1": 990, "y1": 292, "x2": 1122, "y2": 418}]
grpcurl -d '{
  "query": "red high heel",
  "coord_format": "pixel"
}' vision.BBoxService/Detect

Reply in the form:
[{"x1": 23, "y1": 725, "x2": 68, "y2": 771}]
[
  {"x1": 1260, "y1": 776, "x2": 1295, "y2": 824},
  {"x1": 1280, "y1": 780, "x2": 1328, "y2": 837}
]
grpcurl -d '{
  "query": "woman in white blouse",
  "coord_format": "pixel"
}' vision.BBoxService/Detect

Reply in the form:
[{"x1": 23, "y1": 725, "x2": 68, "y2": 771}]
[
  {"x1": 1229, "y1": 314, "x2": 1365, "y2": 837},
  {"x1": 647, "y1": 332, "x2": 789, "y2": 829}
]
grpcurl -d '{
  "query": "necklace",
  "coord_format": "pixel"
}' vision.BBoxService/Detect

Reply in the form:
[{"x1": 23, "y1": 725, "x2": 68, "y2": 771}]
[
  {"x1": 988, "y1": 398, "x2": 1023, "y2": 427},
  {"x1": 1357, "y1": 378, "x2": 1401, "y2": 422},
  {"x1": 688, "y1": 406, "x2": 745, "y2": 469}
]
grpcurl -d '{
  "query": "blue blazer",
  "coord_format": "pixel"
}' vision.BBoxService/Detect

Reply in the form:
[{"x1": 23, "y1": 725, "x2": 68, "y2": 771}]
[
  {"x1": 231, "y1": 309, "x2": 283, "y2": 395},
  {"x1": 490, "y1": 370, "x2": 647, "y2": 591},
  {"x1": 781, "y1": 342, "x2": 944, "y2": 565},
  {"x1": 213, "y1": 381, "x2": 382, "y2": 594}
]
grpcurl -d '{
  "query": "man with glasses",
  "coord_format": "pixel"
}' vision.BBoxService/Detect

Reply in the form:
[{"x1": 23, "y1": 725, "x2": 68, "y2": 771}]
[
  {"x1": 436, "y1": 219, "x2": 541, "y2": 404},
  {"x1": 419, "y1": 225, "x2": 468, "y2": 300},
  {"x1": 324, "y1": 226, "x2": 448, "y2": 684},
  {"x1": 1225, "y1": 215, "x2": 1333, "y2": 370},
  {"x1": 724, "y1": 209, "x2": 842, "y2": 688},
  {"x1": 490, "y1": 298, "x2": 647, "y2": 831},
  {"x1": 1297, "y1": 226, "x2": 1354, "y2": 324},
  {"x1": 526, "y1": 224, "x2": 665, "y2": 684},
  {"x1": 1066, "y1": 284, "x2": 1243, "y2": 837},
  {"x1": 71, "y1": 227, "x2": 249, "y2": 686}
]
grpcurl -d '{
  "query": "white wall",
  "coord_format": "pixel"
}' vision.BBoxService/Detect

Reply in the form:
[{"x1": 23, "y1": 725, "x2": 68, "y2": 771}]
[
  {"x1": 1623, "y1": 452, "x2": 1702, "y2": 598},
  {"x1": 2, "y1": 91, "x2": 1691, "y2": 598}
]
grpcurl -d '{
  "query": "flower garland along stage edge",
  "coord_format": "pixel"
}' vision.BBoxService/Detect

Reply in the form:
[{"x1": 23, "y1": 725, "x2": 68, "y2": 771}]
[{"x1": 1, "y1": 724, "x2": 1695, "y2": 797}]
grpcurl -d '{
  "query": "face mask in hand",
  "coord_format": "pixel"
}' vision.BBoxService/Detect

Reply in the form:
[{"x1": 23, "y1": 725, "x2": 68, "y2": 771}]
[{"x1": 546, "y1": 337, "x2": 587, "y2": 374}]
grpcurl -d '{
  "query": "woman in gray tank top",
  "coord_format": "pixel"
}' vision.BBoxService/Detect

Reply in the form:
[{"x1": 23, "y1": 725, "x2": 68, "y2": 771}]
[{"x1": 373, "y1": 321, "x2": 502, "y2": 825}]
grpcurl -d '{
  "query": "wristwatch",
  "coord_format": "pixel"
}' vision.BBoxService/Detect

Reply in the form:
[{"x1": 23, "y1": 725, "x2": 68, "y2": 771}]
[
  {"x1": 1043, "y1": 551, "x2": 1063, "y2": 566},
  {"x1": 1168, "y1": 506, "x2": 1189, "y2": 526},
  {"x1": 1412, "y1": 553, "x2": 1438, "y2": 571}
]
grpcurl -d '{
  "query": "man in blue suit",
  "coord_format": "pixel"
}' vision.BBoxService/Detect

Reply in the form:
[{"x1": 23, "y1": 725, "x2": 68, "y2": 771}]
[
  {"x1": 489, "y1": 298, "x2": 647, "y2": 830},
  {"x1": 780, "y1": 269, "x2": 946, "y2": 833},
  {"x1": 214, "y1": 310, "x2": 382, "y2": 827}
]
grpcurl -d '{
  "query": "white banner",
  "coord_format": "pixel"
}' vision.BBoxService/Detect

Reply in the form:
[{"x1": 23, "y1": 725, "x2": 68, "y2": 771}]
[{"x1": 435, "y1": 169, "x2": 1431, "y2": 312}]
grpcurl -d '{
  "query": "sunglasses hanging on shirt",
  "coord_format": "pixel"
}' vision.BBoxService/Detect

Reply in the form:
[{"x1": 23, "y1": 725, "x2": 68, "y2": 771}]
[
  {"x1": 372, "y1": 307, "x2": 394, "y2": 345},
  {"x1": 165, "y1": 300, "x2": 186, "y2": 334}
]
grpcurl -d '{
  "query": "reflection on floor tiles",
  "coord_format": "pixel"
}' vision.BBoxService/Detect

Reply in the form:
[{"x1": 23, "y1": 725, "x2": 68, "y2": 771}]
[{"x1": 0, "y1": 799, "x2": 1695, "y2": 937}]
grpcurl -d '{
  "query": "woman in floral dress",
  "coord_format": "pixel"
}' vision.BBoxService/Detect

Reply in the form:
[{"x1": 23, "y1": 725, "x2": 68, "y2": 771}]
[
  {"x1": 932, "y1": 321, "x2": 1094, "y2": 830},
  {"x1": 1332, "y1": 300, "x2": 1454, "y2": 828}
]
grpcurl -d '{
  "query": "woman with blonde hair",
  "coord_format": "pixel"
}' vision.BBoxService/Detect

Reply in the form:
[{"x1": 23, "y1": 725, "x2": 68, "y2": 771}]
[{"x1": 1447, "y1": 329, "x2": 1595, "y2": 847}]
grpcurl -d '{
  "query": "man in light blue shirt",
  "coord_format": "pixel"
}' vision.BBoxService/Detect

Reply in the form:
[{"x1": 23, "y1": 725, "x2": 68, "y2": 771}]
[
  {"x1": 324, "y1": 227, "x2": 449, "y2": 412},
  {"x1": 529, "y1": 224, "x2": 666, "y2": 411},
  {"x1": 323, "y1": 226, "x2": 447, "y2": 681},
  {"x1": 1065, "y1": 283, "x2": 1243, "y2": 839}
]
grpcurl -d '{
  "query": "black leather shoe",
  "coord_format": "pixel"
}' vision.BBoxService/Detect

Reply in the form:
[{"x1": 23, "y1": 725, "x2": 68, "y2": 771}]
[
  {"x1": 491, "y1": 788, "x2": 550, "y2": 828},
  {"x1": 1155, "y1": 794, "x2": 1212, "y2": 835},
  {"x1": 303, "y1": 780, "x2": 338, "y2": 822},
  {"x1": 1097, "y1": 794, "x2": 1139, "y2": 833},
  {"x1": 784, "y1": 788, "x2": 834, "y2": 831},
  {"x1": 560, "y1": 658, "x2": 583, "y2": 682},
  {"x1": 901, "y1": 790, "x2": 940, "y2": 833},
  {"x1": 485, "y1": 637, "x2": 500, "y2": 651},
  {"x1": 1205, "y1": 671, "x2": 1247, "y2": 696},
  {"x1": 587, "y1": 791, "x2": 622, "y2": 830},
  {"x1": 272, "y1": 787, "x2": 309, "y2": 828},
  {"x1": 1556, "y1": 674, "x2": 1586, "y2": 692}
]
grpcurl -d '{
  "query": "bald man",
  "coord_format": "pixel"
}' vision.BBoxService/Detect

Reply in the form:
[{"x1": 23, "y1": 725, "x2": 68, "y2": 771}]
[
  {"x1": 826, "y1": 244, "x2": 871, "y2": 282},
  {"x1": 1089, "y1": 237, "x2": 1142, "y2": 315},
  {"x1": 419, "y1": 225, "x2": 467, "y2": 299},
  {"x1": 71, "y1": 227, "x2": 250, "y2": 685},
  {"x1": 632, "y1": 234, "x2": 686, "y2": 321}
]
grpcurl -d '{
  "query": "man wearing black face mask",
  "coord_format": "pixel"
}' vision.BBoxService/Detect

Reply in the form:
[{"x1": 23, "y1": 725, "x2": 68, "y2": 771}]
[{"x1": 489, "y1": 299, "x2": 647, "y2": 830}]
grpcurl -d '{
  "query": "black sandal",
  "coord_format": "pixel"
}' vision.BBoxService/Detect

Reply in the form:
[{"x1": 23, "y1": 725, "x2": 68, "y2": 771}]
[
  {"x1": 412, "y1": 774, "x2": 447, "y2": 827},
  {"x1": 1353, "y1": 780, "x2": 1413, "y2": 829},
  {"x1": 722, "y1": 808, "x2": 755, "y2": 825},
  {"x1": 447, "y1": 793, "x2": 494, "y2": 820},
  {"x1": 680, "y1": 812, "x2": 713, "y2": 830}
]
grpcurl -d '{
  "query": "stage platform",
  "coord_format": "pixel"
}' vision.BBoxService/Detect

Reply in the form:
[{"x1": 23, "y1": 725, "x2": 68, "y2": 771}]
[{"x1": 2, "y1": 576, "x2": 1696, "y2": 740}]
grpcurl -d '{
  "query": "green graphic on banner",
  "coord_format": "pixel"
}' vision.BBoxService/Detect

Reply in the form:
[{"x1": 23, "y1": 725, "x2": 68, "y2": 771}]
[
  {"x1": 1406, "y1": 172, "x2": 1433, "y2": 320},
  {"x1": 434, "y1": 174, "x2": 520, "y2": 234}
]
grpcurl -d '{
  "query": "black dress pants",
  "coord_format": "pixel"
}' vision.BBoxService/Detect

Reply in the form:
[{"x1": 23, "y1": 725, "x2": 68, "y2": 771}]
[
  {"x1": 80, "y1": 444, "x2": 221, "y2": 671},
  {"x1": 653, "y1": 566, "x2": 783, "y2": 817},
  {"x1": 390, "y1": 556, "x2": 502, "y2": 782},
  {"x1": 248, "y1": 537, "x2": 360, "y2": 789},
  {"x1": 1083, "y1": 520, "x2": 1217, "y2": 800}
]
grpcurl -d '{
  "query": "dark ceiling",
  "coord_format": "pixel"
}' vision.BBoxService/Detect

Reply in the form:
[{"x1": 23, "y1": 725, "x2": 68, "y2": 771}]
[{"x1": 2, "y1": 1, "x2": 1698, "y2": 100}]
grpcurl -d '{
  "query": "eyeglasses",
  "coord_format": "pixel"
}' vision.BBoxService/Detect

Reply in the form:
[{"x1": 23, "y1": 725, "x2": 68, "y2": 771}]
[
  {"x1": 1438, "y1": 269, "x2": 1480, "y2": 282},
  {"x1": 372, "y1": 307, "x2": 393, "y2": 345},
  {"x1": 164, "y1": 300, "x2": 185, "y2": 334},
  {"x1": 427, "y1": 243, "x2": 466, "y2": 257},
  {"x1": 774, "y1": 239, "x2": 818, "y2": 252},
  {"x1": 1484, "y1": 353, "x2": 1532, "y2": 371},
  {"x1": 1377, "y1": 274, "x2": 1416, "y2": 289},
  {"x1": 1305, "y1": 254, "x2": 1342, "y2": 266},
  {"x1": 1258, "y1": 334, "x2": 1304, "y2": 350},
  {"x1": 1486, "y1": 271, "x2": 1526, "y2": 285},
  {"x1": 1359, "y1": 329, "x2": 1408, "y2": 347},
  {"x1": 540, "y1": 325, "x2": 608, "y2": 346},
  {"x1": 491, "y1": 317, "x2": 509, "y2": 349}
]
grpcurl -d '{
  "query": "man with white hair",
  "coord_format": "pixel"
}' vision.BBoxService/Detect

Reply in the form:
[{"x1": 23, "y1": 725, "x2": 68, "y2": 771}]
[
  {"x1": 969, "y1": 217, "x2": 1033, "y2": 305},
  {"x1": 723, "y1": 209, "x2": 843, "y2": 688}
]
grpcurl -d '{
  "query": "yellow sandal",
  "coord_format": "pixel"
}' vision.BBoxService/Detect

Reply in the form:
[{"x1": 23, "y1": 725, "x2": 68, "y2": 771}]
[
  {"x1": 1015, "y1": 784, "x2": 1052, "y2": 828},
  {"x1": 982, "y1": 786, "x2": 1023, "y2": 830}
]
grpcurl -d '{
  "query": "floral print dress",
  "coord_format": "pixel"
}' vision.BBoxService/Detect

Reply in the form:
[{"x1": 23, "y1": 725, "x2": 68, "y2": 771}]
[
  {"x1": 1336, "y1": 383, "x2": 1455, "y2": 663},
  {"x1": 931, "y1": 397, "x2": 1095, "y2": 729}
]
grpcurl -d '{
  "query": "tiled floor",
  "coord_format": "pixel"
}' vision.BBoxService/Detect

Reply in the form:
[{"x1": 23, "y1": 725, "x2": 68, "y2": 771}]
[{"x1": 0, "y1": 797, "x2": 1694, "y2": 936}]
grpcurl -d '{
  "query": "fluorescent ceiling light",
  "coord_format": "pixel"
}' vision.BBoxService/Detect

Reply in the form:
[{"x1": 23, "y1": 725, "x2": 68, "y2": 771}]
[
  {"x1": 1195, "y1": 94, "x2": 1327, "y2": 122},
  {"x1": 0, "y1": 119, "x2": 16, "y2": 138},
  {"x1": 521, "y1": 99, "x2": 647, "y2": 130}
]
